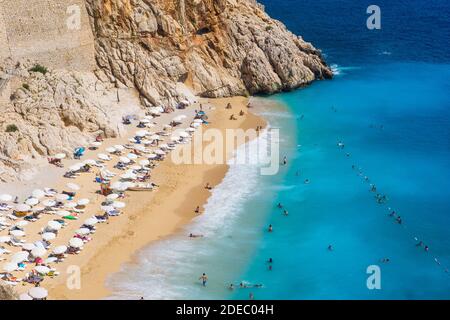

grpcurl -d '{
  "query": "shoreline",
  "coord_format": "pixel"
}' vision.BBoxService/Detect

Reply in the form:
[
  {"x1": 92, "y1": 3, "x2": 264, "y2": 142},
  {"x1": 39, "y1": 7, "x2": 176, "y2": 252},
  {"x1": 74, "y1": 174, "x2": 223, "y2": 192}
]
[{"x1": 1, "y1": 96, "x2": 266, "y2": 300}]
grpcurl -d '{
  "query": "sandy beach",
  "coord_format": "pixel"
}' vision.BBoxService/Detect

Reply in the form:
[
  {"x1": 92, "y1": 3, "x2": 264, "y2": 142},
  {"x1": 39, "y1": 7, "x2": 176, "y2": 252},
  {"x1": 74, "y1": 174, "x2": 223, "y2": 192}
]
[{"x1": 0, "y1": 96, "x2": 265, "y2": 300}]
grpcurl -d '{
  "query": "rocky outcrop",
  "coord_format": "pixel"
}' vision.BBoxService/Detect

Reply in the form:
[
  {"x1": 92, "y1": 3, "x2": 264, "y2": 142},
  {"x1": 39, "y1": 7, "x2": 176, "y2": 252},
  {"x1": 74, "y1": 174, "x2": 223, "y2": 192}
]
[
  {"x1": 0, "y1": 59, "x2": 141, "y2": 182},
  {"x1": 86, "y1": 0, "x2": 332, "y2": 106}
]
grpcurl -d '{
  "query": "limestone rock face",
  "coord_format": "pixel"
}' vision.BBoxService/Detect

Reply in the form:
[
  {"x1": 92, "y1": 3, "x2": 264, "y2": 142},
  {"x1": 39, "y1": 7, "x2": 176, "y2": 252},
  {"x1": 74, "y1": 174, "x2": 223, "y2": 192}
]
[
  {"x1": 0, "y1": 59, "x2": 140, "y2": 182},
  {"x1": 86, "y1": 0, "x2": 332, "y2": 104}
]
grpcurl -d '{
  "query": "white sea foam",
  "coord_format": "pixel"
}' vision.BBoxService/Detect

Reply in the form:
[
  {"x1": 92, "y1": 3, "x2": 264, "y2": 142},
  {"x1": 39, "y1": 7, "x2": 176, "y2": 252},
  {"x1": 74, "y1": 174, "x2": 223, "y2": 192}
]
[{"x1": 106, "y1": 129, "x2": 271, "y2": 300}]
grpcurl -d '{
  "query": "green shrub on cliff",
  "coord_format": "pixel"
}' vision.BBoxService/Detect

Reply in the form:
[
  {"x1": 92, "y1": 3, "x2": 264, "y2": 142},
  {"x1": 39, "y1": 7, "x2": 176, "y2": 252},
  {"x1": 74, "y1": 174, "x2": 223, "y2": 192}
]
[
  {"x1": 29, "y1": 64, "x2": 48, "y2": 75},
  {"x1": 5, "y1": 124, "x2": 18, "y2": 133}
]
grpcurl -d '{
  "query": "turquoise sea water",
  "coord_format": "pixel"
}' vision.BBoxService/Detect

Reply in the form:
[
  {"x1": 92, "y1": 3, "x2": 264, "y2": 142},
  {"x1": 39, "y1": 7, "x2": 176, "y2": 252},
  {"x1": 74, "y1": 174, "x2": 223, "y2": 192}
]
[{"x1": 107, "y1": 1, "x2": 450, "y2": 299}]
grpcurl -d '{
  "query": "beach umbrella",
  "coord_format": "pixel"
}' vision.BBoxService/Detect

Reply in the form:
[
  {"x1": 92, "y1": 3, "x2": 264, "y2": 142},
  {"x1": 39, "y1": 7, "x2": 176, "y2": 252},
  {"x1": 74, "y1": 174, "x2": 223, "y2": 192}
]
[
  {"x1": 69, "y1": 238, "x2": 84, "y2": 248},
  {"x1": 150, "y1": 134, "x2": 161, "y2": 141},
  {"x1": 22, "y1": 243, "x2": 36, "y2": 251},
  {"x1": 0, "y1": 236, "x2": 11, "y2": 243},
  {"x1": 98, "y1": 153, "x2": 111, "y2": 161},
  {"x1": 42, "y1": 199, "x2": 57, "y2": 207},
  {"x1": 10, "y1": 230, "x2": 25, "y2": 237},
  {"x1": 154, "y1": 149, "x2": 166, "y2": 155},
  {"x1": 0, "y1": 194, "x2": 13, "y2": 202},
  {"x1": 42, "y1": 233, "x2": 56, "y2": 241},
  {"x1": 119, "y1": 156, "x2": 131, "y2": 164},
  {"x1": 106, "y1": 194, "x2": 119, "y2": 201},
  {"x1": 19, "y1": 293, "x2": 33, "y2": 301},
  {"x1": 53, "y1": 245, "x2": 67, "y2": 255},
  {"x1": 106, "y1": 147, "x2": 116, "y2": 153},
  {"x1": 112, "y1": 201, "x2": 126, "y2": 209},
  {"x1": 147, "y1": 154, "x2": 157, "y2": 159},
  {"x1": 179, "y1": 132, "x2": 190, "y2": 138},
  {"x1": 170, "y1": 136, "x2": 180, "y2": 142},
  {"x1": 84, "y1": 217, "x2": 98, "y2": 226},
  {"x1": 55, "y1": 210, "x2": 70, "y2": 217},
  {"x1": 55, "y1": 194, "x2": 69, "y2": 202},
  {"x1": 120, "y1": 172, "x2": 136, "y2": 180},
  {"x1": 47, "y1": 220, "x2": 62, "y2": 231},
  {"x1": 34, "y1": 265, "x2": 50, "y2": 275},
  {"x1": 136, "y1": 130, "x2": 149, "y2": 137},
  {"x1": 64, "y1": 202, "x2": 78, "y2": 209},
  {"x1": 127, "y1": 153, "x2": 138, "y2": 160},
  {"x1": 15, "y1": 220, "x2": 28, "y2": 227},
  {"x1": 139, "y1": 159, "x2": 150, "y2": 166},
  {"x1": 15, "y1": 204, "x2": 31, "y2": 212},
  {"x1": 130, "y1": 165, "x2": 141, "y2": 171},
  {"x1": 25, "y1": 197, "x2": 39, "y2": 206},
  {"x1": 91, "y1": 141, "x2": 102, "y2": 147},
  {"x1": 2, "y1": 262, "x2": 17, "y2": 272},
  {"x1": 114, "y1": 145, "x2": 125, "y2": 151},
  {"x1": 69, "y1": 164, "x2": 82, "y2": 172},
  {"x1": 84, "y1": 159, "x2": 97, "y2": 166},
  {"x1": 134, "y1": 145, "x2": 146, "y2": 151},
  {"x1": 31, "y1": 189, "x2": 46, "y2": 199},
  {"x1": 186, "y1": 127, "x2": 196, "y2": 132},
  {"x1": 31, "y1": 247, "x2": 47, "y2": 258},
  {"x1": 77, "y1": 198, "x2": 90, "y2": 206},
  {"x1": 32, "y1": 206, "x2": 45, "y2": 212},
  {"x1": 28, "y1": 287, "x2": 48, "y2": 299},
  {"x1": 76, "y1": 228, "x2": 91, "y2": 236},
  {"x1": 11, "y1": 251, "x2": 29, "y2": 263},
  {"x1": 66, "y1": 183, "x2": 80, "y2": 191},
  {"x1": 101, "y1": 205, "x2": 114, "y2": 212},
  {"x1": 54, "y1": 153, "x2": 66, "y2": 160},
  {"x1": 191, "y1": 123, "x2": 201, "y2": 128}
]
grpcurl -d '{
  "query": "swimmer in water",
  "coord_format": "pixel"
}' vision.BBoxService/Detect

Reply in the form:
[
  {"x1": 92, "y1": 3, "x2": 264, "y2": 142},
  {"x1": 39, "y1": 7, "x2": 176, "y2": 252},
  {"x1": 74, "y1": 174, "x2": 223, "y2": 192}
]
[
  {"x1": 268, "y1": 224, "x2": 273, "y2": 232},
  {"x1": 283, "y1": 210, "x2": 289, "y2": 216},
  {"x1": 277, "y1": 203, "x2": 283, "y2": 209},
  {"x1": 304, "y1": 179, "x2": 310, "y2": 184},
  {"x1": 282, "y1": 156, "x2": 287, "y2": 165},
  {"x1": 229, "y1": 284, "x2": 234, "y2": 290},
  {"x1": 328, "y1": 244, "x2": 333, "y2": 251}
]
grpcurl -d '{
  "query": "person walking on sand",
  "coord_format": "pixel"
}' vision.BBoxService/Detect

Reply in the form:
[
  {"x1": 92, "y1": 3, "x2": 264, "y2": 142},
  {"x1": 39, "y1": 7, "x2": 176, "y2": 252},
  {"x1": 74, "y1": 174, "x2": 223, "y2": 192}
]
[{"x1": 199, "y1": 273, "x2": 208, "y2": 287}]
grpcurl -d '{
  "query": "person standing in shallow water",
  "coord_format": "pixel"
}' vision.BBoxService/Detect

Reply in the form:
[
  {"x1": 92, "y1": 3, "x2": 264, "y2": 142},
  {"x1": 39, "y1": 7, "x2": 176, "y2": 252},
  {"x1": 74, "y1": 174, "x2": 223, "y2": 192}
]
[{"x1": 199, "y1": 273, "x2": 208, "y2": 287}]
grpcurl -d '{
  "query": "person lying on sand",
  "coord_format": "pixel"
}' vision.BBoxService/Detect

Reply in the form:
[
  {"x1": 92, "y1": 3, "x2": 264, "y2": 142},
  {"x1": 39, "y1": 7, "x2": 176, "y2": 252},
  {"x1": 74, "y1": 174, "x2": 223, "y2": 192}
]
[{"x1": 189, "y1": 233, "x2": 204, "y2": 238}]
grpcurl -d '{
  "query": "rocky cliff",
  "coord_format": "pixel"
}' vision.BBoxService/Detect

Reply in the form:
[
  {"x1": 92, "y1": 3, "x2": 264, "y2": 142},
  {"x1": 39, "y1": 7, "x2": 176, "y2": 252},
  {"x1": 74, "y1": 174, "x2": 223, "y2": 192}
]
[
  {"x1": 87, "y1": 0, "x2": 332, "y2": 107},
  {"x1": 0, "y1": 0, "x2": 331, "y2": 181}
]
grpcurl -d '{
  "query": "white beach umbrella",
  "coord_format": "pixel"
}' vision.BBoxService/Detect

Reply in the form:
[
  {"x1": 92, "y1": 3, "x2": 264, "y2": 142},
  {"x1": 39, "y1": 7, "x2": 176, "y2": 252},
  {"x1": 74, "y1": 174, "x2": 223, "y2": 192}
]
[
  {"x1": 28, "y1": 287, "x2": 48, "y2": 299},
  {"x1": 186, "y1": 127, "x2": 196, "y2": 132},
  {"x1": 106, "y1": 147, "x2": 116, "y2": 153},
  {"x1": 42, "y1": 200, "x2": 57, "y2": 207},
  {"x1": 34, "y1": 265, "x2": 50, "y2": 275},
  {"x1": 0, "y1": 194, "x2": 13, "y2": 202},
  {"x1": 106, "y1": 194, "x2": 119, "y2": 201},
  {"x1": 136, "y1": 130, "x2": 149, "y2": 137},
  {"x1": 77, "y1": 198, "x2": 90, "y2": 206},
  {"x1": 111, "y1": 182, "x2": 124, "y2": 190},
  {"x1": 42, "y1": 232, "x2": 56, "y2": 241},
  {"x1": 25, "y1": 198, "x2": 39, "y2": 206},
  {"x1": 114, "y1": 145, "x2": 125, "y2": 151},
  {"x1": 170, "y1": 136, "x2": 180, "y2": 142},
  {"x1": 75, "y1": 228, "x2": 91, "y2": 236},
  {"x1": 84, "y1": 217, "x2": 98, "y2": 226},
  {"x1": 55, "y1": 210, "x2": 70, "y2": 217},
  {"x1": 19, "y1": 293, "x2": 33, "y2": 301},
  {"x1": 191, "y1": 123, "x2": 201, "y2": 128},
  {"x1": 101, "y1": 205, "x2": 114, "y2": 212},
  {"x1": 69, "y1": 164, "x2": 82, "y2": 172},
  {"x1": 134, "y1": 145, "x2": 146, "y2": 151},
  {"x1": 69, "y1": 238, "x2": 84, "y2": 248},
  {"x1": 127, "y1": 153, "x2": 138, "y2": 160},
  {"x1": 10, "y1": 230, "x2": 25, "y2": 237},
  {"x1": 64, "y1": 202, "x2": 78, "y2": 209},
  {"x1": 0, "y1": 236, "x2": 11, "y2": 243},
  {"x1": 98, "y1": 153, "x2": 111, "y2": 161},
  {"x1": 179, "y1": 132, "x2": 190, "y2": 138},
  {"x1": 54, "y1": 153, "x2": 66, "y2": 160},
  {"x1": 32, "y1": 206, "x2": 45, "y2": 212},
  {"x1": 120, "y1": 172, "x2": 136, "y2": 180},
  {"x1": 150, "y1": 134, "x2": 161, "y2": 141},
  {"x1": 148, "y1": 154, "x2": 157, "y2": 159},
  {"x1": 31, "y1": 189, "x2": 46, "y2": 199},
  {"x1": 22, "y1": 243, "x2": 36, "y2": 251},
  {"x1": 52, "y1": 245, "x2": 67, "y2": 255},
  {"x1": 31, "y1": 247, "x2": 47, "y2": 258},
  {"x1": 139, "y1": 159, "x2": 150, "y2": 166},
  {"x1": 119, "y1": 156, "x2": 131, "y2": 164},
  {"x1": 47, "y1": 220, "x2": 62, "y2": 231},
  {"x1": 55, "y1": 194, "x2": 69, "y2": 202},
  {"x1": 66, "y1": 183, "x2": 80, "y2": 191},
  {"x1": 112, "y1": 201, "x2": 126, "y2": 209},
  {"x1": 11, "y1": 251, "x2": 29, "y2": 263},
  {"x1": 91, "y1": 141, "x2": 102, "y2": 147},
  {"x1": 15, "y1": 204, "x2": 31, "y2": 212},
  {"x1": 154, "y1": 149, "x2": 166, "y2": 155},
  {"x1": 3, "y1": 262, "x2": 17, "y2": 272},
  {"x1": 84, "y1": 159, "x2": 97, "y2": 166},
  {"x1": 15, "y1": 221, "x2": 28, "y2": 227}
]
